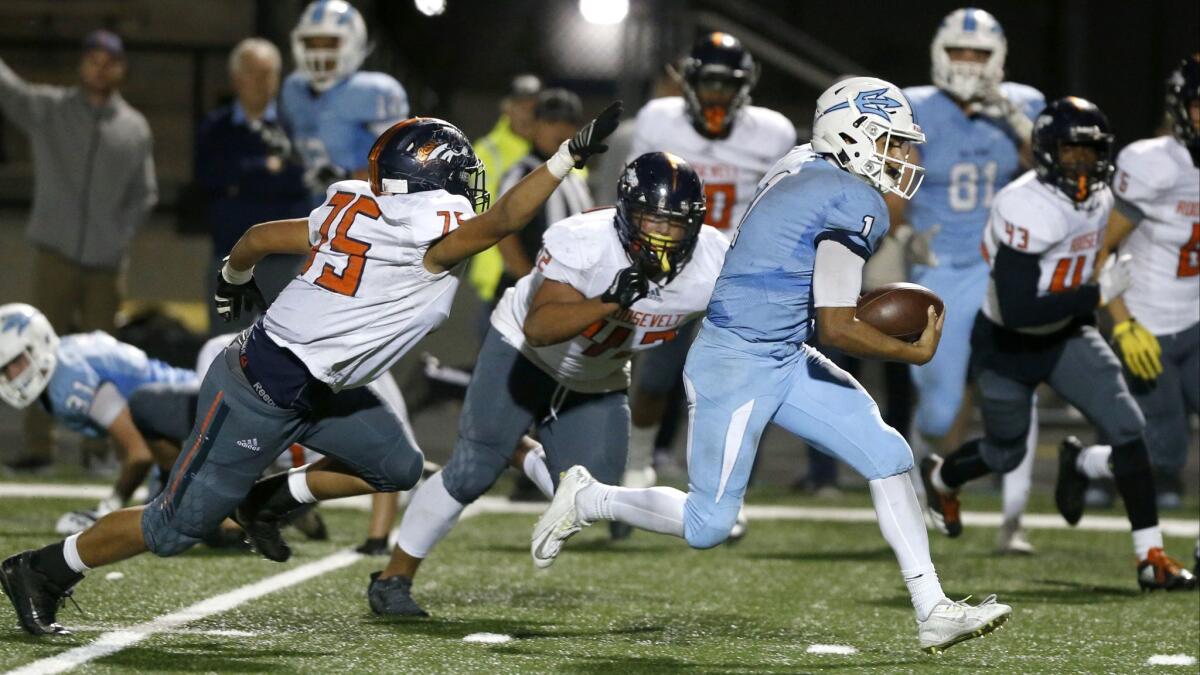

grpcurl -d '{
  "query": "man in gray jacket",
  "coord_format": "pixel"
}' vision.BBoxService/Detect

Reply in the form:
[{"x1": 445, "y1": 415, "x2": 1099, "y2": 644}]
[{"x1": 0, "y1": 30, "x2": 157, "y2": 470}]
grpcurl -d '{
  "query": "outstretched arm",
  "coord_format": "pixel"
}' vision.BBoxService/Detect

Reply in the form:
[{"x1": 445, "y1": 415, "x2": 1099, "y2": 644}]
[
  {"x1": 226, "y1": 218, "x2": 312, "y2": 273},
  {"x1": 423, "y1": 101, "x2": 622, "y2": 274}
]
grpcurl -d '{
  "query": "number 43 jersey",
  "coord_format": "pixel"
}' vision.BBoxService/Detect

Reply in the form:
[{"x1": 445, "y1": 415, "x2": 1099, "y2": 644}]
[
  {"x1": 490, "y1": 207, "x2": 728, "y2": 393},
  {"x1": 628, "y1": 97, "x2": 795, "y2": 233},
  {"x1": 981, "y1": 170, "x2": 1113, "y2": 334},
  {"x1": 264, "y1": 179, "x2": 473, "y2": 391},
  {"x1": 1112, "y1": 136, "x2": 1200, "y2": 335}
]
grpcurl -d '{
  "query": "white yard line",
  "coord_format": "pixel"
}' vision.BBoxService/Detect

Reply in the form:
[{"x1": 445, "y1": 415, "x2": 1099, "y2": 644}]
[{"x1": 3, "y1": 481, "x2": 1196, "y2": 537}]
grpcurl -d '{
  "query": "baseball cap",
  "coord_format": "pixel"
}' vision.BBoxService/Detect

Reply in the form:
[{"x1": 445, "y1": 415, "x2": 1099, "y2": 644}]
[
  {"x1": 509, "y1": 74, "x2": 542, "y2": 99},
  {"x1": 534, "y1": 88, "x2": 583, "y2": 124},
  {"x1": 82, "y1": 30, "x2": 125, "y2": 58}
]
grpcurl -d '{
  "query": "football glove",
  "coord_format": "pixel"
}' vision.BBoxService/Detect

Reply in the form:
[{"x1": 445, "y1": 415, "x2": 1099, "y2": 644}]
[
  {"x1": 968, "y1": 90, "x2": 1034, "y2": 143},
  {"x1": 1097, "y1": 253, "x2": 1133, "y2": 306},
  {"x1": 601, "y1": 266, "x2": 649, "y2": 309},
  {"x1": 894, "y1": 223, "x2": 940, "y2": 268},
  {"x1": 548, "y1": 101, "x2": 624, "y2": 178},
  {"x1": 1112, "y1": 319, "x2": 1163, "y2": 381},
  {"x1": 303, "y1": 162, "x2": 349, "y2": 195},
  {"x1": 214, "y1": 257, "x2": 266, "y2": 322}
]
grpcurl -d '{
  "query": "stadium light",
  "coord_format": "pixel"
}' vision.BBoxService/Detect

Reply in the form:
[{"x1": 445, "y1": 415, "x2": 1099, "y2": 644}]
[
  {"x1": 579, "y1": 0, "x2": 628, "y2": 25},
  {"x1": 415, "y1": 0, "x2": 446, "y2": 17}
]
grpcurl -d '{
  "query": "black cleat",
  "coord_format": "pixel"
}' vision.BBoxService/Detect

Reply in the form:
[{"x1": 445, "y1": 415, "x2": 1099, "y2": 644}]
[
  {"x1": 1055, "y1": 436, "x2": 1089, "y2": 526},
  {"x1": 367, "y1": 572, "x2": 428, "y2": 617},
  {"x1": 1138, "y1": 548, "x2": 1199, "y2": 592},
  {"x1": 355, "y1": 538, "x2": 391, "y2": 556},
  {"x1": 287, "y1": 506, "x2": 328, "y2": 541},
  {"x1": 0, "y1": 551, "x2": 76, "y2": 635},
  {"x1": 609, "y1": 521, "x2": 633, "y2": 541},
  {"x1": 920, "y1": 455, "x2": 962, "y2": 538},
  {"x1": 233, "y1": 508, "x2": 292, "y2": 562}
]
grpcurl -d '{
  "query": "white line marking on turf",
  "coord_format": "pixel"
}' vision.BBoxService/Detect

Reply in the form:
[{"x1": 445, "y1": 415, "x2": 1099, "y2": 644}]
[
  {"x1": 806, "y1": 644, "x2": 859, "y2": 655},
  {"x1": 463, "y1": 632, "x2": 514, "y2": 644},
  {"x1": 5, "y1": 550, "x2": 363, "y2": 675},
  {"x1": 53, "y1": 625, "x2": 259, "y2": 638},
  {"x1": 1147, "y1": 655, "x2": 1198, "y2": 666},
  {"x1": 3, "y1": 482, "x2": 1197, "y2": 537}
]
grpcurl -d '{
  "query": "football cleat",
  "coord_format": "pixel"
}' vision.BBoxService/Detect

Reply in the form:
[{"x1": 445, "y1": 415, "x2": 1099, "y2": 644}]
[
  {"x1": 727, "y1": 505, "x2": 749, "y2": 544},
  {"x1": 531, "y1": 465, "x2": 595, "y2": 569},
  {"x1": 233, "y1": 507, "x2": 292, "y2": 563},
  {"x1": 0, "y1": 551, "x2": 76, "y2": 636},
  {"x1": 367, "y1": 572, "x2": 428, "y2": 617},
  {"x1": 994, "y1": 519, "x2": 1034, "y2": 555},
  {"x1": 287, "y1": 506, "x2": 328, "y2": 541},
  {"x1": 355, "y1": 538, "x2": 391, "y2": 556},
  {"x1": 1137, "y1": 548, "x2": 1198, "y2": 592},
  {"x1": 1054, "y1": 436, "x2": 1088, "y2": 526},
  {"x1": 54, "y1": 509, "x2": 99, "y2": 536},
  {"x1": 917, "y1": 594, "x2": 1011, "y2": 653},
  {"x1": 920, "y1": 455, "x2": 962, "y2": 537}
]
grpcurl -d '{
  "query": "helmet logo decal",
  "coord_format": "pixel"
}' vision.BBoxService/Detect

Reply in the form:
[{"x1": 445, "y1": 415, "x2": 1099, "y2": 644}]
[
  {"x1": 1, "y1": 313, "x2": 30, "y2": 335},
  {"x1": 824, "y1": 88, "x2": 902, "y2": 122},
  {"x1": 416, "y1": 141, "x2": 469, "y2": 162}
]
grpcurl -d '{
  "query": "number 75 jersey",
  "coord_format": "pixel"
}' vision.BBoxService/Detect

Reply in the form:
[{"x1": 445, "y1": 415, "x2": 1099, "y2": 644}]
[{"x1": 264, "y1": 179, "x2": 473, "y2": 391}]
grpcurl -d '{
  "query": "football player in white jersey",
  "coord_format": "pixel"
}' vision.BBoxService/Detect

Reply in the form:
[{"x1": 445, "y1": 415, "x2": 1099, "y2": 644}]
[
  {"x1": 919, "y1": 98, "x2": 1197, "y2": 591},
  {"x1": 368, "y1": 153, "x2": 727, "y2": 616},
  {"x1": 1062, "y1": 55, "x2": 1200, "y2": 512},
  {"x1": 622, "y1": 33, "x2": 795, "y2": 532},
  {"x1": 0, "y1": 105, "x2": 623, "y2": 636}
]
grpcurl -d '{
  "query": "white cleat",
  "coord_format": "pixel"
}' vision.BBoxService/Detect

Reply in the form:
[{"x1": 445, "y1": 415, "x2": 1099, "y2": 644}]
[
  {"x1": 917, "y1": 595, "x2": 1012, "y2": 654},
  {"x1": 995, "y1": 519, "x2": 1035, "y2": 555},
  {"x1": 531, "y1": 465, "x2": 595, "y2": 569},
  {"x1": 727, "y1": 505, "x2": 749, "y2": 543}
]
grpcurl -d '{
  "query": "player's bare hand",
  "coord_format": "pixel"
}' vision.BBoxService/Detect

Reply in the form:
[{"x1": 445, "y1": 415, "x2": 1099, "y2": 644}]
[{"x1": 911, "y1": 305, "x2": 944, "y2": 365}]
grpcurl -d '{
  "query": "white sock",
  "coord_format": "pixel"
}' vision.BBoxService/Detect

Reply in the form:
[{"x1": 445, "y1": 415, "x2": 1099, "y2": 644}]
[
  {"x1": 63, "y1": 533, "x2": 90, "y2": 574},
  {"x1": 1002, "y1": 402, "x2": 1037, "y2": 524},
  {"x1": 1077, "y1": 445, "x2": 1113, "y2": 479},
  {"x1": 1132, "y1": 526, "x2": 1164, "y2": 561},
  {"x1": 869, "y1": 475, "x2": 945, "y2": 621},
  {"x1": 577, "y1": 482, "x2": 686, "y2": 537},
  {"x1": 287, "y1": 465, "x2": 317, "y2": 504},
  {"x1": 522, "y1": 444, "x2": 554, "y2": 499},
  {"x1": 929, "y1": 458, "x2": 954, "y2": 495},
  {"x1": 395, "y1": 472, "x2": 465, "y2": 559}
]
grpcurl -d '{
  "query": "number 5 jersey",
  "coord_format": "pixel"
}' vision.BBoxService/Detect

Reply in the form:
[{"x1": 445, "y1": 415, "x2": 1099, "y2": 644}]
[
  {"x1": 264, "y1": 180, "x2": 472, "y2": 391},
  {"x1": 490, "y1": 207, "x2": 728, "y2": 393}
]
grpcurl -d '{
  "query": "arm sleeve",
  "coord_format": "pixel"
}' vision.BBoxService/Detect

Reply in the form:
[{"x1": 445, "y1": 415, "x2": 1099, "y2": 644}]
[
  {"x1": 88, "y1": 382, "x2": 128, "y2": 430},
  {"x1": 812, "y1": 238, "x2": 865, "y2": 308},
  {"x1": 992, "y1": 245, "x2": 1099, "y2": 328}
]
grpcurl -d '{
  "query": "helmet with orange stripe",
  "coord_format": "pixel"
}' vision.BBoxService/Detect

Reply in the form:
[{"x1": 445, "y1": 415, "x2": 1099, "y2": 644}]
[
  {"x1": 368, "y1": 117, "x2": 489, "y2": 212},
  {"x1": 675, "y1": 32, "x2": 759, "y2": 139},
  {"x1": 1031, "y1": 97, "x2": 1114, "y2": 206},
  {"x1": 615, "y1": 152, "x2": 706, "y2": 282}
]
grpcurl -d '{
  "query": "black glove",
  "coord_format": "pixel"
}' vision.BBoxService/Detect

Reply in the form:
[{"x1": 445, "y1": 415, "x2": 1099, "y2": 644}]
[
  {"x1": 214, "y1": 258, "x2": 266, "y2": 322},
  {"x1": 303, "y1": 162, "x2": 349, "y2": 194},
  {"x1": 567, "y1": 100, "x2": 623, "y2": 168},
  {"x1": 601, "y1": 266, "x2": 649, "y2": 308}
]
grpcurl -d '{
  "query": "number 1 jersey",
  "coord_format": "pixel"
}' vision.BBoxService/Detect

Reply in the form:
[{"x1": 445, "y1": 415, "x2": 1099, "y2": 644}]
[{"x1": 264, "y1": 179, "x2": 471, "y2": 391}]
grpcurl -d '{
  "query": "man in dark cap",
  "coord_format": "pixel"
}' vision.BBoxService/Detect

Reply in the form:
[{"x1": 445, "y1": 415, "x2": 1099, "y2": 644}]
[{"x1": 0, "y1": 30, "x2": 157, "y2": 471}]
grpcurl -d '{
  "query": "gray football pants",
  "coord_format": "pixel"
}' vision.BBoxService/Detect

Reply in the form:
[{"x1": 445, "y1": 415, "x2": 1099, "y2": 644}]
[
  {"x1": 141, "y1": 345, "x2": 424, "y2": 556},
  {"x1": 440, "y1": 327, "x2": 631, "y2": 505},
  {"x1": 1127, "y1": 322, "x2": 1199, "y2": 473},
  {"x1": 975, "y1": 325, "x2": 1146, "y2": 473}
]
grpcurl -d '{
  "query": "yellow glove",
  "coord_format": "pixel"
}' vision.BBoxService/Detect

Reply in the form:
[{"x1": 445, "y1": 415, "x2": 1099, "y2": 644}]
[{"x1": 1112, "y1": 319, "x2": 1162, "y2": 381}]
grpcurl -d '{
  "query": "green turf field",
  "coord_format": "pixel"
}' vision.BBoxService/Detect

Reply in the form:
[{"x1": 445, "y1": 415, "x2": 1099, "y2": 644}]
[{"x1": 0, "y1": 492, "x2": 1197, "y2": 673}]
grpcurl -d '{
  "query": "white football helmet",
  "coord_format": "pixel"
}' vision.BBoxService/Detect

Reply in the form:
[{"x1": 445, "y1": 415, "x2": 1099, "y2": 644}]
[
  {"x1": 812, "y1": 77, "x2": 926, "y2": 200},
  {"x1": 0, "y1": 303, "x2": 59, "y2": 409},
  {"x1": 291, "y1": 0, "x2": 368, "y2": 92},
  {"x1": 931, "y1": 8, "x2": 1007, "y2": 102}
]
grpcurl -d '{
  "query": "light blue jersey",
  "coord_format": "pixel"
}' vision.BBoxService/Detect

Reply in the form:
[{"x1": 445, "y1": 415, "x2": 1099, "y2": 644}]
[
  {"x1": 281, "y1": 70, "x2": 408, "y2": 195},
  {"x1": 41, "y1": 332, "x2": 195, "y2": 437},
  {"x1": 708, "y1": 146, "x2": 889, "y2": 344},
  {"x1": 903, "y1": 83, "x2": 1044, "y2": 267}
]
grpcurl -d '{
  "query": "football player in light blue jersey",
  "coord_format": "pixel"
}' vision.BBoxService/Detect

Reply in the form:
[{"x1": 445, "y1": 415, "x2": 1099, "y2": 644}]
[
  {"x1": 282, "y1": 0, "x2": 409, "y2": 204},
  {"x1": 534, "y1": 78, "x2": 1013, "y2": 654},
  {"x1": 0, "y1": 304, "x2": 194, "y2": 530},
  {"x1": 888, "y1": 8, "x2": 1044, "y2": 553}
]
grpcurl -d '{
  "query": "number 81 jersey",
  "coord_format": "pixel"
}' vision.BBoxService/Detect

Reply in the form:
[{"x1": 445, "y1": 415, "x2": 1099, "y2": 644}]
[
  {"x1": 981, "y1": 170, "x2": 1112, "y2": 334},
  {"x1": 490, "y1": 207, "x2": 728, "y2": 393},
  {"x1": 264, "y1": 179, "x2": 472, "y2": 391}
]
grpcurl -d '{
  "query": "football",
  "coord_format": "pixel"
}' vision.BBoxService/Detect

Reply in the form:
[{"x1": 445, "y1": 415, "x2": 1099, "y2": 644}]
[{"x1": 856, "y1": 282, "x2": 945, "y2": 343}]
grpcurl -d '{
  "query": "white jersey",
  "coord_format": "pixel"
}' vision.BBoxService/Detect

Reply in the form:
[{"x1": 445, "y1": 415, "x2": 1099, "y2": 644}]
[
  {"x1": 264, "y1": 180, "x2": 470, "y2": 390},
  {"x1": 628, "y1": 97, "x2": 795, "y2": 233},
  {"x1": 982, "y1": 171, "x2": 1113, "y2": 334},
  {"x1": 1113, "y1": 136, "x2": 1200, "y2": 335},
  {"x1": 491, "y1": 208, "x2": 728, "y2": 393}
]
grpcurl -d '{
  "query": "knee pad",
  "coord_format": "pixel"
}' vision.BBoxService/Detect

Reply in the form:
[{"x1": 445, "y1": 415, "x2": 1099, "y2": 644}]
[
  {"x1": 979, "y1": 438, "x2": 1025, "y2": 474},
  {"x1": 1110, "y1": 437, "x2": 1152, "y2": 479},
  {"x1": 368, "y1": 444, "x2": 425, "y2": 493},
  {"x1": 440, "y1": 439, "x2": 510, "y2": 504}
]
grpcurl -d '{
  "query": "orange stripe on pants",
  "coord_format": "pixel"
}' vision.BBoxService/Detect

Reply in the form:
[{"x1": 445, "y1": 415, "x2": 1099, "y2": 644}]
[{"x1": 165, "y1": 391, "x2": 225, "y2": 504}]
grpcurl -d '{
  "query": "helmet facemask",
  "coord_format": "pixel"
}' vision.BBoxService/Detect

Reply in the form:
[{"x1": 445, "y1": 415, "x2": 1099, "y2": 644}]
[
  {"x1": 680, "y1": 64, "x2": 756, "y2": 138},
  {"x1": 447, "y1": 159, "x2": 491, "y2": 213},
  {"x1": 1165, "y1": 56, "x2": 1200, "y2": 166},
  {"x1": 930, "y1": 8, "x2": 1007, "y2": 103},
  {"x1": 1046, "y1": 139, "x2": 1114, "y2": 204},
  {"x1": 290, "y1": 1, "x2": 368, "y2": 93},
  {"x1": 616, "y1": 204, "x2": 704, "y2": 283}
]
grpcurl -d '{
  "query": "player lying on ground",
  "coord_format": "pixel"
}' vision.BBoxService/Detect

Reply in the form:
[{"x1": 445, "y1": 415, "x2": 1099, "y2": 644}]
[
  {"x1": 0, "y1": 305, "x2": 192, "y2": 532},
  {"x1": 532, "y1": 77, "x2": 1013, "y2": 654},
  {"x1": 367, "y1": 152, "x2": 728, "y2": 616},
  {"x1": 0, "y1": 102, "x2": 622, "y2": 636},
  {"x1": 918, "y1": 97, "x2": 1197, "y2": 592}
]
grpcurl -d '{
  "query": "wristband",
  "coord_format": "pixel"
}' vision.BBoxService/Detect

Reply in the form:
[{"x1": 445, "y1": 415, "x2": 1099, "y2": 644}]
[
  {"x1": 546, "y1": 140, "x2": 574, "y2": 179},
  {"x1": 221, "y1": 259, "x2": 255, "y2": 285}
]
